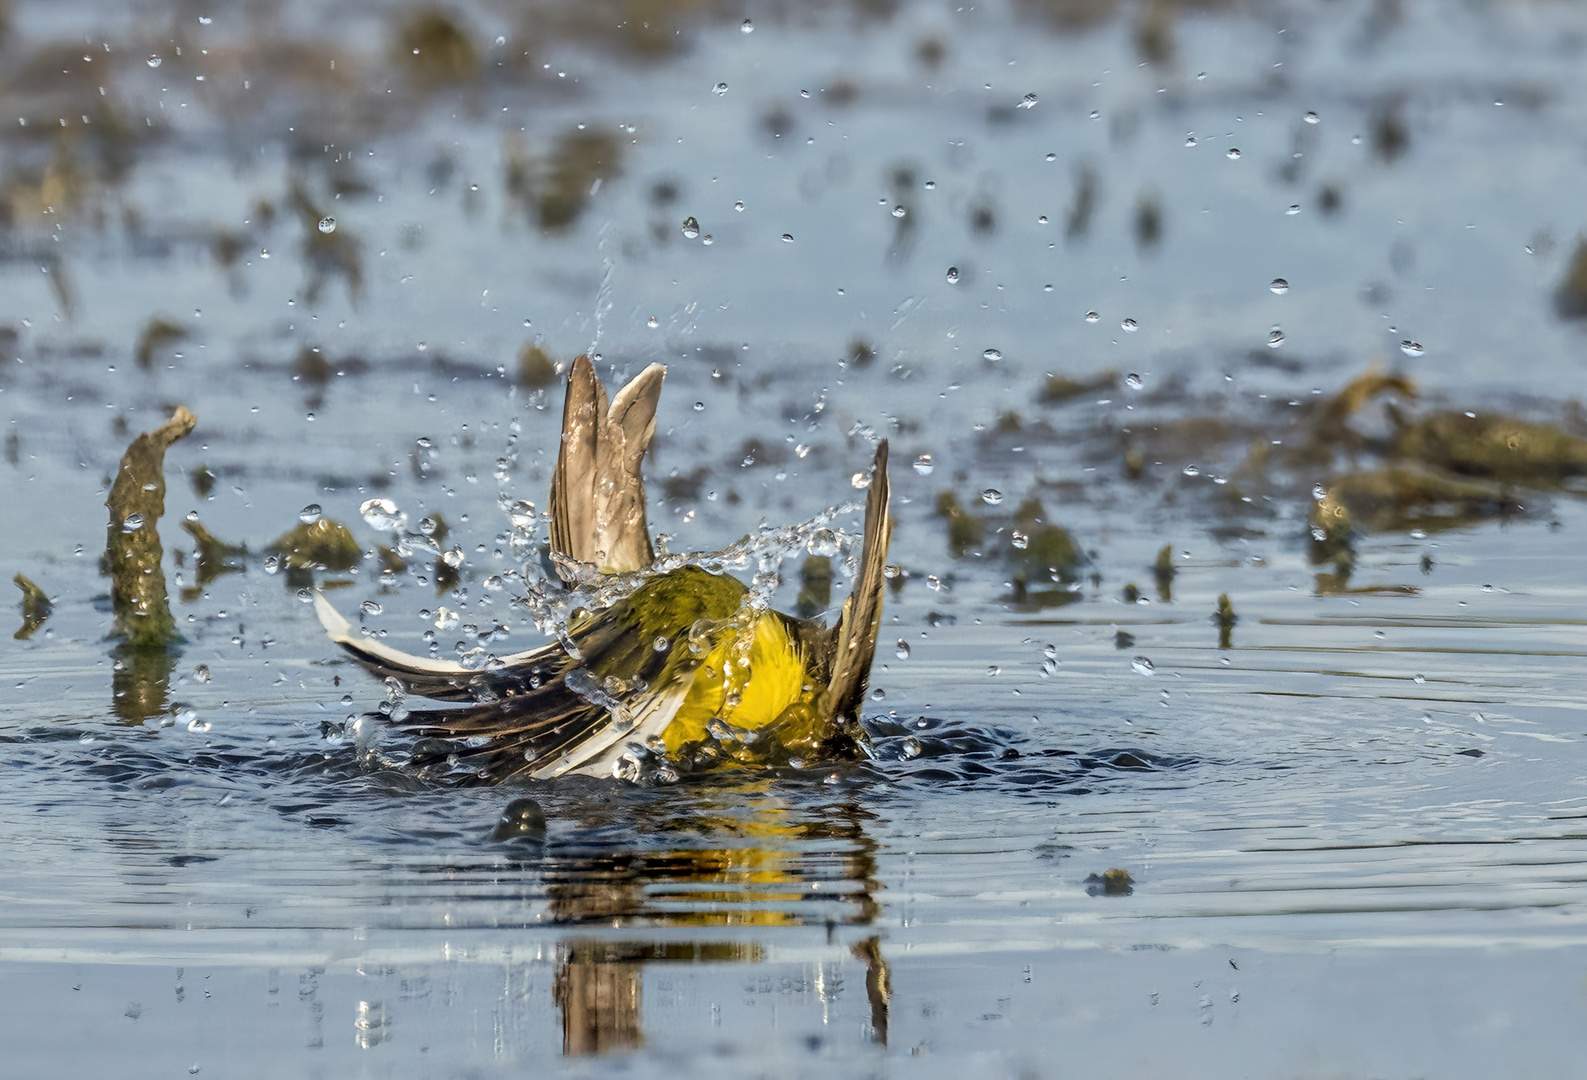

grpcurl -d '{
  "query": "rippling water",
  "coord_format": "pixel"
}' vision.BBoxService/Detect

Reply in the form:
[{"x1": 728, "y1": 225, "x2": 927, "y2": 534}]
[{"x1": 5, "y1": 0, "x2": 1587, "y2": 1075}]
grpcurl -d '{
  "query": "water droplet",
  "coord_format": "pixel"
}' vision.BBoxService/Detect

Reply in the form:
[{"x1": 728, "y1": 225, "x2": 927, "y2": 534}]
[
  {"x1": 1018, "y1": 92, "x2": 1038, "y2": 109},
  {"x1": 734, "y1": 200, "x2": 745, "y2": 212},
  {"x1": 1312, "y1": 483, "x2": 1328, "y2": 500},
  {"x1": 1185, "y1": 135, "x2": 1197, "y2": 147},
  {"x1": 892, "y1": 205, "x2": 907, "y2": 218},
  {"x1": 1268, "y1": 327, "x2": 1285, "y2": 348},
  {"x1": 1304, "y1": 110, "x2": 1320, "y2": 124},
  {"x1": 980, "y1": 488, "x2": 1003, "y2": 506},
  {"x1": 654, "y1": 635, "x2": 670, "y2": 652},
  {"x1": 1285, "y1": 204, "x2": 1301, "y2": 215},
  {"x1": 1183, "y1": 464, "x2": 1201, "y2": 477},
  {"x1": 1226, "y1": 147, "x2": 1241, "y2": 159},
  {"x1": 317, "y1": 217, "x2": 336, "y2": 234},
  {"x1": 781, "y1": 233, "x2": 795, "y2": 243},
  {"x1": 193, "y1": 663, "x2": 211, "y2": 683},
  {"x1": 1121, "y1": 318, "x2": 1138, "y2": 332},
  {"x1": 1413, "y1": 673, "x2": 1426, "y2": 685},
  {"x1": 147, "y1": 55, "x2": 162, "y2": 68},
  {"x1": 646, "y1": 315, "x2": 659, "y2": 328},
  {"x1": 298, "y1": 503, "x2": 323, "y2": 524},
  {"x1": 1045, "y1": 152, "x2": 1057, "y2": 162},
  {"x1": 1011, "y1": 530, "x2": 1029, "y2": 550},
  {"x1": 121, "y1": 513, "x2": 144, "y2": 532},
  {"x1": 712, "y1": 82, "x2": 729, "y2": 96},
  {"x1": 912, "y1": 454, "x2": 934, "y2": 476},
  {"x1": 850, "y1": 470, "x2": 872, "y2": 490},
  {"x1": 1085, "y1": 311, "x2": 1100, "y2": 323},
  {"x1": 945, "y1": 266, "x2": 960, "y2": 284},
  {"x1": 359, "y1": 600, "x2": 383, "y2": 617},
  {"x1": 1400, "y1": 340, "x2": 1424, "y2": 357},
  {"x1": 1124, "y1": 373, "x2": 1143, "y2": 390},
  {"x1": 1131, "y1": 656, "x2": 1155, "y2": 676},
  {"x1": 741, "y1": 18, "x2": 754, "y2": 32},
  {"x1": 360, "y1": 497, "x2": 406, "y2": 532},
  {"x1": 1270, "y1": 278, "x2": 1289, "y2": 294},
  {"x1": 895, "y1": 639, "x2": 911, "y2": 660},
  {"x1": 899, "y1": 734, "x2": 922, "y2": 758},
  {"x1": 693, "y1": 401, "x2": 705, "y2": 411},
  {"x1": 681, "y1": 216, "x2": 700, "y2": 239},
  {"x1": 808, "y1": 528, "x2": 841, "y2": 556},
  {"x1": 701, "y1": 235, "x2": 713, "y2": 245},
  {"x1": 982, "y1": 347, "x2": 1002, "y2": 362}
]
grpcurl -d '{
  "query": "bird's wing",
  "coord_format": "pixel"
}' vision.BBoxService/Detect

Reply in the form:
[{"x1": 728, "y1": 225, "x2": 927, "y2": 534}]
[
  {"x1": 825, "y1": 439, "x2": 892, "y2": 723},
  {"x1": 317, "y1": 590, "x2": 692, "y2": 781},
  {"x1": 314, "y1": 592, "x2": 562, "y2": 702},
  {"x1": 548, "y1": 355, "x2": 666, "y2": 581},
  {"x1": 392, "y1": 676, "x2": 690, "y2": 783}
]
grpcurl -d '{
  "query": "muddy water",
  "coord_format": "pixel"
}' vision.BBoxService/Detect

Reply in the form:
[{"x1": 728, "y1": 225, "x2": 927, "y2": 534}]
[{"x1": 4, "y1": 0, "x2": 1587, "y2": 1076}]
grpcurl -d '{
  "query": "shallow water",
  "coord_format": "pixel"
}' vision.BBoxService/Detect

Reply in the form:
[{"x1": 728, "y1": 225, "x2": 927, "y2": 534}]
[{"x1": 5, "y1": 0, "x2": 1587, "y2": 1075}]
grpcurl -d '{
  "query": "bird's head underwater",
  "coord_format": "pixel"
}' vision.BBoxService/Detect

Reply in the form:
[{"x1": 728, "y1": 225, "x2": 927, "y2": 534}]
[{"x1": 317, "y1": 355, "x2": 893, "y2": 783}]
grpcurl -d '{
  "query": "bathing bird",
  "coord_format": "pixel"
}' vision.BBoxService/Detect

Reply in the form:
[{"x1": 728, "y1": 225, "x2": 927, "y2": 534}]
[{"x1": 317, "y1": 355, "x2": 892, "y2": 782}]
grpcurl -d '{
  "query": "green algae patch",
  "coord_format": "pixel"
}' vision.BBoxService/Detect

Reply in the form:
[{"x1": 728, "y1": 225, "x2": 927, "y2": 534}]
[
  {"x1": 269, "y1": 518, "x2": 362, "y2": 572},
  {"x1": 104, "y1": 406, "x2": 196, "y2": 650},
  {"x1": 13, "y1": 573, "x2": 52, "y2": 640},
  {"x1": 1392, "y1": 411, "x2": 1587, "y2": 484}
]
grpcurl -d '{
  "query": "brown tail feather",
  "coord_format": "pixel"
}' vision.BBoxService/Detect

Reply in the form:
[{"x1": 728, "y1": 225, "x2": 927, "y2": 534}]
[{"x1": 548, "y1": 355, "x2": 666, "y2": 582}]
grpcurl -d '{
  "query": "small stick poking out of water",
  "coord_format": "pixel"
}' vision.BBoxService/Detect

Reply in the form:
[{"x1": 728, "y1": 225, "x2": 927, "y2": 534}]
[{"x1": 105, "y1": 406, "x2": 196, "y2": 649}]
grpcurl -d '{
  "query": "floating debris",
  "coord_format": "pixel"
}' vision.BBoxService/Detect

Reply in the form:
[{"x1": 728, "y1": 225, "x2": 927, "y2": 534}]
[{"x1": 13, "y1": 574, "x2": 52, "y2": 640}]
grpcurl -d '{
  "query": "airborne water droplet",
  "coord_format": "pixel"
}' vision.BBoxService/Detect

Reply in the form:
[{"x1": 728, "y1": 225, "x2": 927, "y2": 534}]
[
  {"x1": 1270, "y1": 278, "x2": 1289, "y2": 294},
  {"x1": 1085, "y1": 311, "x2": 1100, "y2": 323},
  {"x1": 147, "y1": 55, "x2": 162, "y2": 68},
  {"x1": 808, "y1": 528, "x2": 840, "y2": 556},
  {"x1": 912, "y1": 454, "x2": 934, "y2": 476},
  {"x1": 318, "y1": 217, "x2": 336, "y2": 234},
  {"x1": 1400, "y1": 340, "x2": 1424, "y2": 357},
  {"x1": 681, "y1": 216, "x2": 700, "y2": 239},
  {"x1": 1268, "y1": 327, "x2": 1285, "y2": 348},
  {"x1": 1124, "y1": 373, "x2": 1143, "y2": 390},
  {"x1": 895, "y1": 639, "x2": 911, "y2": 660},
  {"x1": 1121, "y1": 318, "x2": 1138, "y2": 332},
  {"x1": 741, "y1": 18, "x2": 754, "y2": 32},
  {"x1": 945, "y1": 266, "x2": 960, "y2": 284},
  {"x1": 1018, "y1": 92, "x2": 1038, "y2": 109},
  {"x1": 1226, "y1": 147, "x2": 1241, "y2": 159},
  {"x1": 1304, "y1": 110, "x2": 1320, "y2": 124},
  {"x1": 1183, "y1": 464, "x2": 1201, "y2": 476},
  {"x1": 1286, "y1": 204, "x2": 1301, "y2": 215},
  {"x1": 712, "y1": 82, "x2": 729, "y2": 96},
  {"x1": 981, "y1": 488, "x2": 1003, "y2": 506},
  {"x1": 299, "y1": 503, "x2": 323, "y2": 524},
  {"x1": 1132, "y1": 656, "x2": 1155, "y2": 676},
  {"x1": 122, "y1": 513, "x2": 144, "y2": 532},
  {"x1": 982, "y1": 348, "x2": 1002, "y2": 362},
  {"x1": 360, "y1": 497, "x2": 406, "y2": 532}
]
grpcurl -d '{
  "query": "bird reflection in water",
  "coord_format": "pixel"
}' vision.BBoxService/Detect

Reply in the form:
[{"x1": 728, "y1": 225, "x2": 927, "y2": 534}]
[{"x1": 508, "y1": 786, "x2": 891, "y2": 1055}]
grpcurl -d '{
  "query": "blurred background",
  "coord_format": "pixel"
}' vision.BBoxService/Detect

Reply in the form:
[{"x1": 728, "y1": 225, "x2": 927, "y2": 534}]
[{"x1": 5, "y1": 0, "x2": 1587, "y2": 1076}]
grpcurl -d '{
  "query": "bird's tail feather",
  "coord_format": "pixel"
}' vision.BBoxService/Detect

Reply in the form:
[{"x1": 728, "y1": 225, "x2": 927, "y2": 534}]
[{"x1": 548, "y1": 355, "x2": 666, "y2": 582}]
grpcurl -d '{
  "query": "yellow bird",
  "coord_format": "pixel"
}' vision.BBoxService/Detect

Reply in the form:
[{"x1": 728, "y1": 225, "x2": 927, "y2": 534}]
[{"x1": 317, "y1": 355, "x2": 892, "y2": 782}]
